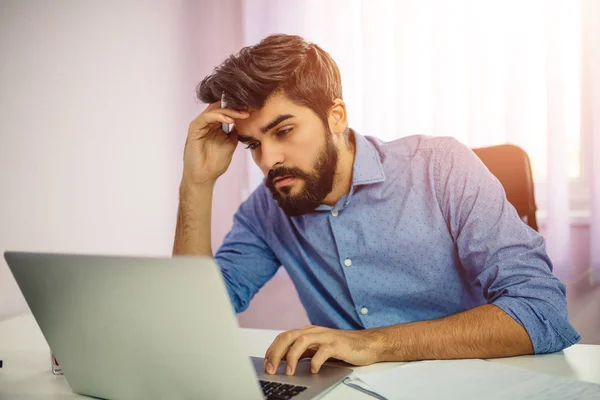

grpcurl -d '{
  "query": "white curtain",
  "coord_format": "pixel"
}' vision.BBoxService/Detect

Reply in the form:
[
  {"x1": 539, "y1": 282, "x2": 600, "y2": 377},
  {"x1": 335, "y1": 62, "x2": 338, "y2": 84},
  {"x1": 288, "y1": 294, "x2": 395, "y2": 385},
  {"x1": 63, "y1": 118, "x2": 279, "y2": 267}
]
[
  {"x1": 585, "y1": 0, "x2": 600, "y2": 283},
  {"x1": 241, "y1": 0, "x2": 600, "y2": 281}
]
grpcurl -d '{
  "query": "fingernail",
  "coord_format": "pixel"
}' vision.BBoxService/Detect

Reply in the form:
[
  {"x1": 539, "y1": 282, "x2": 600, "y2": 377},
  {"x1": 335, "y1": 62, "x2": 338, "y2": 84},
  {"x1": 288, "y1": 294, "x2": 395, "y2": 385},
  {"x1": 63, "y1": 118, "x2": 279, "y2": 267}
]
[
  {"x1": 267, "y1": 361, "x2": 274, "y2": 374},
  {"x1": 286, "y1": 365, "x2": 292, "y2": 375},
  {"x1": 311, "y1": 368, "x2": 317, "y2": 374},
  {"x1": 224, "y1": 117, "x2": 233, "y2": 122}
]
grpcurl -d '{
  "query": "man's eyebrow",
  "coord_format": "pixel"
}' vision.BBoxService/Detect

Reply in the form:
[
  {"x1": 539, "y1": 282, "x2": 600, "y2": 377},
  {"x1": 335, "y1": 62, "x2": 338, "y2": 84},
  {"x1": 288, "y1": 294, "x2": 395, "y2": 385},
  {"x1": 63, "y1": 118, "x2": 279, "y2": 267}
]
[
  {"x1": 237, "y1": 134, "x2": 254, "y2": 143},
  {"x1": 237, "y1": 114, "x2": 296, "y2": 143},
  {"x1": 260, "y1": 114, "x2": 295, "y2": 133}
]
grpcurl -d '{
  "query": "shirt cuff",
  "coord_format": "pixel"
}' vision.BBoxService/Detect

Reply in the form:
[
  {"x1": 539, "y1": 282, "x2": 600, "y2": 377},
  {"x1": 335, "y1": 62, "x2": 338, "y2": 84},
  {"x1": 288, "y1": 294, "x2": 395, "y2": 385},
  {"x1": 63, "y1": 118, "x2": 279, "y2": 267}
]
[{"x1": 493, "y1": 296, "x2": 581, "y2": 354}]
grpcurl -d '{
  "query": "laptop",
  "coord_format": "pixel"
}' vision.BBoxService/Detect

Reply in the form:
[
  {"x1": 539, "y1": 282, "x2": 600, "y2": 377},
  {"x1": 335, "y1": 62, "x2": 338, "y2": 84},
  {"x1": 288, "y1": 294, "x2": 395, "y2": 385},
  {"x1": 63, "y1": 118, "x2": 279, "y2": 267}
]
[{"x1": 4, "y1": 251, "x2": 352, "y2": 400}]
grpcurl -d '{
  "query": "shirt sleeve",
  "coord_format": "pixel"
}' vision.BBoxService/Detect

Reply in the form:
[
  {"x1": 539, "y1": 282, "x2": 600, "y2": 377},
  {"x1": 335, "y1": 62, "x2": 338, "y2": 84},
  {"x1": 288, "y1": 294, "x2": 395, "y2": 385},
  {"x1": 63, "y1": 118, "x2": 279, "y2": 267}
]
[
  {"x1": 214, "y1": 186, "x2": 281, "y2": 313},
  {"x1": 432, "y1": 137, "x2": 580, "y2": 354}
]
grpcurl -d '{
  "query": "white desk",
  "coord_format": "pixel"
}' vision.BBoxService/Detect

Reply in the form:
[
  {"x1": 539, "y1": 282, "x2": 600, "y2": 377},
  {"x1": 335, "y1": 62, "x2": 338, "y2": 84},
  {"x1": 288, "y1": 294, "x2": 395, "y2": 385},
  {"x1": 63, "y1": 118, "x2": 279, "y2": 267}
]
[{"x1": 1, "y1": 314, "x2": 599, "y2": 399}]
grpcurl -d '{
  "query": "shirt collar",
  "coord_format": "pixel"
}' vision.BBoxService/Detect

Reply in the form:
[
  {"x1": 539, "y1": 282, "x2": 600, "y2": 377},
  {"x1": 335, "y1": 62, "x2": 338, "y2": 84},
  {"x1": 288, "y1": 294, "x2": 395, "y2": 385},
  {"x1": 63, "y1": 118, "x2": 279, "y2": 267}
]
[
  {"x1": 350, "y1": 129, "x2": 385, "y2": 187},
  {"x1": 313, "y1": 129, "x2": 385, "y2": 212}
]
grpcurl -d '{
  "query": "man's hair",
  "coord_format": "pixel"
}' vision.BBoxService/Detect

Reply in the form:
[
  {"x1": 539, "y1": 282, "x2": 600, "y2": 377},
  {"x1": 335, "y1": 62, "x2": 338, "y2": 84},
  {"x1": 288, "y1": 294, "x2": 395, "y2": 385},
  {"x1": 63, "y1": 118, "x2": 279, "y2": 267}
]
[{"x1": 196, "y1": 34, "x2": 344, "y2": 131}]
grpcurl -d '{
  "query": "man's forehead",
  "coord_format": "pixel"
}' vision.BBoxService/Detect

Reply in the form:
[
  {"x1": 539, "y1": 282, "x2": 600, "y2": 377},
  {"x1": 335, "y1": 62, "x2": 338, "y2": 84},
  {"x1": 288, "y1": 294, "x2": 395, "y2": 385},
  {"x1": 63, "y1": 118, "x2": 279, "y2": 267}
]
[{"x1": 234, "y1": 94, "x2": 307, "y2": 136}]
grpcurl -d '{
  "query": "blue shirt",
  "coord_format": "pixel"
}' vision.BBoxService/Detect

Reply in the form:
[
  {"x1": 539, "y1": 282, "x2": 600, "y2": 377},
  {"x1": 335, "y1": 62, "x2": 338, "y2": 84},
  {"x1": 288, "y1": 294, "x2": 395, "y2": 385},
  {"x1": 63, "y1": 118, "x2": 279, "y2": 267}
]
[{"x1": 215, "y1": 131, "x2": 580, "y2": 354}]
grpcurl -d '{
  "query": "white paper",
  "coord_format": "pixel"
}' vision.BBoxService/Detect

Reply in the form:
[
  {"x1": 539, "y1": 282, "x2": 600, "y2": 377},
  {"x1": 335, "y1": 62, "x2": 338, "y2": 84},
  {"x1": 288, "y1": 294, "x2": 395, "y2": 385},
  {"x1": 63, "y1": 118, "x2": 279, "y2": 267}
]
[
  {"x1": 343, "y1": 376, "x2": 387, "y2": 400},
  {"x1": 354, "y1": 359, "x2": 600, "y2": 400}
]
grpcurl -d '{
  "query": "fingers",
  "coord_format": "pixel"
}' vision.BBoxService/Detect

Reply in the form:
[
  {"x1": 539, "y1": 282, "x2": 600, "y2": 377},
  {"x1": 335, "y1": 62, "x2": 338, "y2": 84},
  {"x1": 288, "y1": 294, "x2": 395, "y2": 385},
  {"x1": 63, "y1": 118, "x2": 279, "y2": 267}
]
[
  {"x1": 187, "y1": 117, "x2": 235, "y2": 143},
  {"x1": 264, "y1": 326, "x2": 330, "y2": 375},
  {"x1": 204, "y1": 101, "x2": 248, "y2": 113},
  {"x1": 310, "y1": 345, "x2": 336, "y2": 374},
  {"x1": 264, "y1": 330, "x2": 304, "y2": 375},
  {"x1": 208, "y1": 113, "x2": 234, "y2": 125},
  {"x1": 189, "y1": 107, "x2": 248, "y2": 133},
  {"x1": 201, "y1": 107, "x2": 249, "y2": 123},
  {"x1": 205, "y1": 101, "x2": 222, "y2": 111},
  {"x1": 273, "y1": 347, "x2": 315, "y2": 372},
  {"x1": 285, "y1": 334, "x2": 323, "y2": 375},
  {"x1": 187, "y1": 100, "x2": 249, "y2": 147},
  {"x1": 298, "y1": 348, "x2": 317, "y2": 360},
  {"x1": 218, "y1": 108, "x2": 250, "y2": 119},
  {"x1": 200, "y1": 110, "x2": 248, "y2": 129},
  {"x1": 213, "y1": 124, "x2": 238, "y2": 148}
]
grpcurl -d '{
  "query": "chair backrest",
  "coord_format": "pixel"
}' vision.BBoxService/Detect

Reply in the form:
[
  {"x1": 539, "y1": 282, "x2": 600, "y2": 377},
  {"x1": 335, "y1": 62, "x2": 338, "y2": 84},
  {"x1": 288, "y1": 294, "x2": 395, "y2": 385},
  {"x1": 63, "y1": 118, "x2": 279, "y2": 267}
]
[{"x1": 471, "y1": 144, "x2": 538, "y2": 231}]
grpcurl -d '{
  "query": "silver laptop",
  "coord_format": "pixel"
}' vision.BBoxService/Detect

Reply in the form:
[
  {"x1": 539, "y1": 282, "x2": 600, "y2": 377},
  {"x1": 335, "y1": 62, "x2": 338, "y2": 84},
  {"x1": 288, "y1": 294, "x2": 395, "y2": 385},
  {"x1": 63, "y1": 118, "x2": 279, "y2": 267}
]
[{"x1": 4, "y1": 251, "x2": 352, "y2": 400}]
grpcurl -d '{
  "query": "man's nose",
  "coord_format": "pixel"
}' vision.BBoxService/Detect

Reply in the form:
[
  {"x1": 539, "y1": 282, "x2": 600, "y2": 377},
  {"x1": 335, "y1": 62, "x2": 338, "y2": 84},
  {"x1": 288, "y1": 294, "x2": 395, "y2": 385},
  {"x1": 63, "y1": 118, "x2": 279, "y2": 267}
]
[{"x1": 259, "y1": 140, "x2": 285, "y2": 172}]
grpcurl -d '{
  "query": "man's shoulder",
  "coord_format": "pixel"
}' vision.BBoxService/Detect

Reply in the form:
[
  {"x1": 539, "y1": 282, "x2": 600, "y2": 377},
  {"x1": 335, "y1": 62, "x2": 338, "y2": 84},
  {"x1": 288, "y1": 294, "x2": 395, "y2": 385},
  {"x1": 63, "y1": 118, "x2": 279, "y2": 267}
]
[{"x1": 366, "y1": 134, "x2": 463, "y2": 161}]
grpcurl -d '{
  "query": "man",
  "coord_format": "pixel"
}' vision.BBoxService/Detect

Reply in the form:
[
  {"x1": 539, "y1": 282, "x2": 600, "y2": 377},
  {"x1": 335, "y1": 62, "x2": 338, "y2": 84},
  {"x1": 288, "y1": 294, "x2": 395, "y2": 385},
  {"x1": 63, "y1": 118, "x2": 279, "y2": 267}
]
[{"x1": 173, "y1": 34, "x2": 579, "y2": 377}]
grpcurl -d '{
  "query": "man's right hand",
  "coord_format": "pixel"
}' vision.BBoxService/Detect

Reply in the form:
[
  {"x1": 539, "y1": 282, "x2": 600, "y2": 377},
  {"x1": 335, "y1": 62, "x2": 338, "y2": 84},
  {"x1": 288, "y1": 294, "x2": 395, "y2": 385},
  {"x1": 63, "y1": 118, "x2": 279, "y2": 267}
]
[{"x1": 182, "y1": 102, "x2": 249, "y2": 186}]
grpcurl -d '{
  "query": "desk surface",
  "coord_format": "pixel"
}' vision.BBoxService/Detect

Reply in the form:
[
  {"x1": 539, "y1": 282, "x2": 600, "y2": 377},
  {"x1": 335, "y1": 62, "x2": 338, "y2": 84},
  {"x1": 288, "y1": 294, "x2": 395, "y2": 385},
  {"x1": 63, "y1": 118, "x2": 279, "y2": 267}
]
[{"x1": 1, "y1": 314, "x2": 599, "y2": 399}]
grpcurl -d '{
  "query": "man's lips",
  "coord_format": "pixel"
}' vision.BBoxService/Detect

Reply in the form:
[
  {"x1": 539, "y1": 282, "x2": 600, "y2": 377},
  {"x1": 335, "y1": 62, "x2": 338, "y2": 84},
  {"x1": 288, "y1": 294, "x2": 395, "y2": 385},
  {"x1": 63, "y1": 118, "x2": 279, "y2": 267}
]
[{"x1": 273, "y1": 176, "x2": 296, "y2": 188}]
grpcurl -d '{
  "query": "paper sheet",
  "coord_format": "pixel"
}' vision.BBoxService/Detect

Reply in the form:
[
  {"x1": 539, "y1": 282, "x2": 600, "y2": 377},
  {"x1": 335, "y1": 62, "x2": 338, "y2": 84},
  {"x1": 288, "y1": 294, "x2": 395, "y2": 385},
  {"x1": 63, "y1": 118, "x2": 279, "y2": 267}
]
[{"x1": 353, "y1": 359, "x2": 600, "y2": 400}]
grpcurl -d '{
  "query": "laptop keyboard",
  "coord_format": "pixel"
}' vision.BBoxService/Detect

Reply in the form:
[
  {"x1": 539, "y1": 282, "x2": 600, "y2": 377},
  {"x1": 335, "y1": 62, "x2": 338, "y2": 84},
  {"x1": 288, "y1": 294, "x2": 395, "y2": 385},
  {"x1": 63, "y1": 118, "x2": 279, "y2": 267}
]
[{"x1": 259, "y1": 380, "x2": 307, "y2": 399}]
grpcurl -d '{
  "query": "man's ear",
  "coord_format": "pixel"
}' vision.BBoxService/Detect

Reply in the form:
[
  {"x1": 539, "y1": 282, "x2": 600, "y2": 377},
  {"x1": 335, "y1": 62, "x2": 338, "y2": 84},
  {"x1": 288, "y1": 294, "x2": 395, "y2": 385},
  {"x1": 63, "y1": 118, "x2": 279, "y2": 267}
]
[{"x1": 328, "y1": 99, "x2": 348, "y2": 136}]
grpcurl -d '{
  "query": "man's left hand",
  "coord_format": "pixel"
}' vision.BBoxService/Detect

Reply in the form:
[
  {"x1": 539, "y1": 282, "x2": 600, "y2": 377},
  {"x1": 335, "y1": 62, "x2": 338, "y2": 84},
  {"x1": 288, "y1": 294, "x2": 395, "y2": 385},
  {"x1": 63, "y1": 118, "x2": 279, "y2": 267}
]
[{"x1": 263, "y1": 325, "x2": 380, "y2": 376}]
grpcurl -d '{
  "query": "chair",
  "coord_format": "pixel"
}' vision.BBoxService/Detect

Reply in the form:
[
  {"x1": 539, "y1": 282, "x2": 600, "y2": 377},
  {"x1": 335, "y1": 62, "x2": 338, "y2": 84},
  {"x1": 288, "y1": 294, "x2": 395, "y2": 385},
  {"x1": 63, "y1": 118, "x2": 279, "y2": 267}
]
[{"x1": 471, "y1": 144, "x2": 538, "y2": 231}]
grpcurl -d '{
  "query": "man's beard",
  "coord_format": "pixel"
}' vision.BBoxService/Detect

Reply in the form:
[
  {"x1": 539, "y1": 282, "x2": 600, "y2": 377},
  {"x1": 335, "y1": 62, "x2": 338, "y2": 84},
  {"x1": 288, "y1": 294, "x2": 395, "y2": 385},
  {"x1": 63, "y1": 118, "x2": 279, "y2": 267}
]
[{"x1": 265, "y1": 131, "x2": 338, "y2": 217}]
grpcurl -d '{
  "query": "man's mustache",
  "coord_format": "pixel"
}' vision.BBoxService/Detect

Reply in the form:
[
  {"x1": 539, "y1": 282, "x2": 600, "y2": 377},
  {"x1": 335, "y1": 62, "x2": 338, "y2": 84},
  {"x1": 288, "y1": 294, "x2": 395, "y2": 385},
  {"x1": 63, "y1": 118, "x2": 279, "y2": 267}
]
[{"x1": 267, "y1": 167, "x2": 310, "y2": 185}]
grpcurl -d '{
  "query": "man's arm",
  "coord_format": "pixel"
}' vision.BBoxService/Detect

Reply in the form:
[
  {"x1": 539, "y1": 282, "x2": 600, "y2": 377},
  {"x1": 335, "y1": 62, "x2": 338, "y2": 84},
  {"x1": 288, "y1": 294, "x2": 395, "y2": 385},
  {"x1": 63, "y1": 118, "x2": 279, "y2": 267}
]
[
  {"x1": 172, "y1": 101, "x2": 281, "y2": 313},
  {"x1": 215, "y1": 186, "x2": 283, "y2": 313},
  {"x1": 173, "y1": 181, "x2": 214, "y2": 256},
  {"x1": 171, "y1": 102, "x2": 248, "y2": 256},
  {"x1": 432, "y1": 137, "x2": 579, "y2": 354},
  {"x1": 263, "y1": 304, "x2": 532, "y2": 376},
  {"x1": 370, "y1": 304, "x2": 533, "y2": 362}
]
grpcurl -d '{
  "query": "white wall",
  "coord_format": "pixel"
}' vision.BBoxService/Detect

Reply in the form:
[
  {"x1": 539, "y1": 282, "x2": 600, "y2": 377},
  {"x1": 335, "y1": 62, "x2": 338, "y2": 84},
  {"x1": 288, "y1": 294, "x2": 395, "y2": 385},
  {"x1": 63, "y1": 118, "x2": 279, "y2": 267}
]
[
  {"x1": 0, "y1": 0, "x2": 246, "y2": 320},
  {"x1": 181, "y1": 0, "x2": 249, "y2": 248}
]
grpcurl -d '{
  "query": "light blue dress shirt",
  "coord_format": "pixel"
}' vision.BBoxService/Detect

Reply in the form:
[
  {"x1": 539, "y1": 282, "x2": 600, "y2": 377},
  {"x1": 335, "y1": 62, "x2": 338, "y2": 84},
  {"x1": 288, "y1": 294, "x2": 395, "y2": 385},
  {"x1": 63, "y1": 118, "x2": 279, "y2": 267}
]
[{"x1": 215, "y1": 130, "x2": 580, "y2": 354}]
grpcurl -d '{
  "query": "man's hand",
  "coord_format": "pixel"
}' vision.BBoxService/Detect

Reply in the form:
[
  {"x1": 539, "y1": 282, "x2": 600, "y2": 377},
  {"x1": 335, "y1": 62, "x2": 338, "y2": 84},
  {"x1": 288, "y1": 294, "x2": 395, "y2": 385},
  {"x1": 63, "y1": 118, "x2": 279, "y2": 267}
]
[
  {"x1": 263, "y1": 325, "x2": 380, "y2": 376},
  {"x1": 173, "y1": 102, "x2": 249, "y2": 256},
  {"x1": 182, "y1": 102, "x2": 249, "y2": 186}
]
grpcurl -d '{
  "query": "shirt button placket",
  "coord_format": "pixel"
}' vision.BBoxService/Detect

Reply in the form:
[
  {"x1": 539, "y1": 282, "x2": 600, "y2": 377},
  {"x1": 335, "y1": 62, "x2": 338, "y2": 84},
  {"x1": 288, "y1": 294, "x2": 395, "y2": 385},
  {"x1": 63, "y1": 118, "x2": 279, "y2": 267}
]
[{"x1": 330, "y1": 207, "x2": 363, "y2": 324}]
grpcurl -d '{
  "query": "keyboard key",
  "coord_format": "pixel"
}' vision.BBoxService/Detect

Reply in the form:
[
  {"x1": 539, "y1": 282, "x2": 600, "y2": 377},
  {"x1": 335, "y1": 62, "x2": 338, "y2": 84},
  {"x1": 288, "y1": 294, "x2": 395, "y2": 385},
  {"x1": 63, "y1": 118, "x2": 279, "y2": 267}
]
[{"x1": 260, "y1": 380, "x2": 307, "y2": 398}]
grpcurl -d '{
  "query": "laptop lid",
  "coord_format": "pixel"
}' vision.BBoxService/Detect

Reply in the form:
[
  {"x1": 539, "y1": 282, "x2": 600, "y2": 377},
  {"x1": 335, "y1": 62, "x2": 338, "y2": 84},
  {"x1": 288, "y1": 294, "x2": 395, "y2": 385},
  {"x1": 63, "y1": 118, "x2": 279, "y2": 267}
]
[{"x1": 4, "y1": 251, "x2": 264, "y2": 400}]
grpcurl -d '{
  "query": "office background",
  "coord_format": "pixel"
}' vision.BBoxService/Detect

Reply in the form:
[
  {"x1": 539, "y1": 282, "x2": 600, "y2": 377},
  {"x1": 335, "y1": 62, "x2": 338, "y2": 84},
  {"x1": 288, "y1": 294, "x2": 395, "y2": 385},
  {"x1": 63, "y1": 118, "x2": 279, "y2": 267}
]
[{"x1": 1, "y1": 0, "x2": 599, "y2": 343}]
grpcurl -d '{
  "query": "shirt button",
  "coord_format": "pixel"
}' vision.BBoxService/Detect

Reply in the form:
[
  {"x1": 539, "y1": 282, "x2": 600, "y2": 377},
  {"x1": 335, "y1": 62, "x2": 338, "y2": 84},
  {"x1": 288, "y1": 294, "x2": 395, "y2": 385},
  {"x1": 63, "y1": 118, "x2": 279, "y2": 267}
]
[
  {"x1": 344, "y1": 258, "x2": 352, "y2": 267},
  {"x1": 331, "y1": 210, "x2": 339, "y2": 217},
  {"x1": 360, "y1": 307, "x2": 369, "y2": 315}
]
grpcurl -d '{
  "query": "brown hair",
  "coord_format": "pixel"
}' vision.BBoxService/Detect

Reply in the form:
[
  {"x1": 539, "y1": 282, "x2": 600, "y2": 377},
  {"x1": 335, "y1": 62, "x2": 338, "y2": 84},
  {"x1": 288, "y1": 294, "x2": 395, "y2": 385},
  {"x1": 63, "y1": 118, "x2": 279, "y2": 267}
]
[{"x1": 196, "y1": 34, "x2": 344, "y2": 131}]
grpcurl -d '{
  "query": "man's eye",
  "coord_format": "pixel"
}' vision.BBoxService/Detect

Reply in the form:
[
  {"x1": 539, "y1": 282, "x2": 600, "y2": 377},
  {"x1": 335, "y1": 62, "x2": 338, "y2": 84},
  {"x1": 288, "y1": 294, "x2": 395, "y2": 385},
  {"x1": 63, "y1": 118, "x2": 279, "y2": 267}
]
[
  {"x1": 277, "y1": 128, "x2": 292, "y2": 137},
  {"x1": 245, "y1": 142, "x2": 260, "y2": 150}
]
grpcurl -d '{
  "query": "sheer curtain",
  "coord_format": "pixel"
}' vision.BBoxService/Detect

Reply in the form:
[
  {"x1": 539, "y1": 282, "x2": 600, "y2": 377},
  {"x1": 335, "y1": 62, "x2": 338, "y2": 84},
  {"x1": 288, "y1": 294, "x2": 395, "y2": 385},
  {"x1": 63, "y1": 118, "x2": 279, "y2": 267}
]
[
  {"x1": 241, "y1": 0, "x2": 600, "y2": 280},
  {"x1": 585, "y1": 0, "x2": 600, "y2": 283}
]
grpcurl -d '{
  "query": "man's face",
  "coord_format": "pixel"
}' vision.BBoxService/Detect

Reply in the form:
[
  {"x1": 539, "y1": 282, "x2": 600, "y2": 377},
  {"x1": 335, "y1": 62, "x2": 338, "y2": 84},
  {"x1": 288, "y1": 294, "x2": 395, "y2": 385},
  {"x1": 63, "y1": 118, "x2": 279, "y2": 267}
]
[{"x1": 233, "y1": 93, "x2": 338, "y2": 216}]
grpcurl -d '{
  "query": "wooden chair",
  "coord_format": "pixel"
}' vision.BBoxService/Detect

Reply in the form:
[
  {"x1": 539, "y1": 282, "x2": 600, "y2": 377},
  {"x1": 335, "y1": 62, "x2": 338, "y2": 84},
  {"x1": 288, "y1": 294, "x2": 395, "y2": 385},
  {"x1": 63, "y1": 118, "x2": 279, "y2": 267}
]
[{"x1": 472, "y1": 144, "x2": 539, "y2": 231}]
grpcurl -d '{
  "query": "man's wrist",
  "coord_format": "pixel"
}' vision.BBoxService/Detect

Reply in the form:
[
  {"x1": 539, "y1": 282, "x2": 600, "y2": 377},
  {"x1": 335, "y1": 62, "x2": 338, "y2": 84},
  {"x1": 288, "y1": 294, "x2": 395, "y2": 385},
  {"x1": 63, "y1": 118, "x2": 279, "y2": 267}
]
[
  {"x1": 179, "y1": 177, "x2": 216, "y2": 196},
  {"x1": 365, "y1": 326, "x2": 397, "y2": 363}
]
